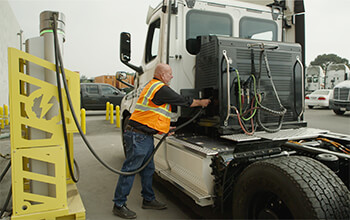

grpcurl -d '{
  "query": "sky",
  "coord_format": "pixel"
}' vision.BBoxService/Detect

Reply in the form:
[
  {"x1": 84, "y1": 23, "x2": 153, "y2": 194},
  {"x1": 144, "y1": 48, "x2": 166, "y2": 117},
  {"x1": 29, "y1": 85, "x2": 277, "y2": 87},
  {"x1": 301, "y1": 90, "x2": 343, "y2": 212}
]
[{"x1": 6, "y1": 0, "x2": 350, "y2": 78}]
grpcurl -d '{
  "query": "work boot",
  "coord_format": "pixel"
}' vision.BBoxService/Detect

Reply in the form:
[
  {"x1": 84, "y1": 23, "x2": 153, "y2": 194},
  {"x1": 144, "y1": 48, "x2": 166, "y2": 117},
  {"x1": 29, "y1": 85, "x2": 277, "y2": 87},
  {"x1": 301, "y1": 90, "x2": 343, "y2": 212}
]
[
  {"x1": 142, "y1": 199, "x2": 167, "y2": 210},
  {"x1": 112, "y1": 204, "x2": 137, "y2": 219}
]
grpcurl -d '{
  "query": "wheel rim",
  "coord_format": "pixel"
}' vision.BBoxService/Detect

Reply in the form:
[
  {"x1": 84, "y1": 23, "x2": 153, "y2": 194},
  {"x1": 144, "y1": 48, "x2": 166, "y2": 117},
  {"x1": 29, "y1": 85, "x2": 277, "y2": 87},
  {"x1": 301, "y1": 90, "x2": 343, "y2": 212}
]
[{"x1": 250, "y1": 191, "x2": 293, "y2": 219}]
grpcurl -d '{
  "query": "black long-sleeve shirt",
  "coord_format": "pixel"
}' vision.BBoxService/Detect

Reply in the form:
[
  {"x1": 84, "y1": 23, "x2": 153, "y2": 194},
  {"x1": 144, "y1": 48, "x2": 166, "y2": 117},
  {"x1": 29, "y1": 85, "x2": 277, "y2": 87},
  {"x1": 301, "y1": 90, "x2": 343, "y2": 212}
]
[{"x1": 129, "y1": 79, "x2": 193, "y2": 134}]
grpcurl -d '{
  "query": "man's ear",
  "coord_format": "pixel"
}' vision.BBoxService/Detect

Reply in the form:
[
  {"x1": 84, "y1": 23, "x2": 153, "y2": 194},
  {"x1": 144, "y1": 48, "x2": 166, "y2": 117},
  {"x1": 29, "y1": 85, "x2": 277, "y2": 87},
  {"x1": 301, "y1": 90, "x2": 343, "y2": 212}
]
[{"x1": 159, "y1": 74, "x2": 165, "y2": 83}]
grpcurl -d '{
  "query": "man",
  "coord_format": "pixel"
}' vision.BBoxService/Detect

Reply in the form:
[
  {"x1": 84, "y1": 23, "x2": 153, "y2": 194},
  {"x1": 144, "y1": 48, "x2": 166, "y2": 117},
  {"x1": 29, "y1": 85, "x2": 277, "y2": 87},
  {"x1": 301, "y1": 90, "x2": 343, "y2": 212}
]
[{"x1": 112, "y1": 63, "x2": 211, "y2": 219}]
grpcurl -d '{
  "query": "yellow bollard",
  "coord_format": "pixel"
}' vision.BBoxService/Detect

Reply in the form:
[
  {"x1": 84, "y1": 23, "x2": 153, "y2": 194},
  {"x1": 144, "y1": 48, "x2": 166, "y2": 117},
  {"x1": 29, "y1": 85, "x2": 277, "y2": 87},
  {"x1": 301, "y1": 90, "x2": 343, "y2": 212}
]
[
  {"x1": 0, "y1": 106, "x2": 4, "y2": 129},
  {"x1": 106, "y1": 101, "x2": 110, "y2": 120},
  {"x1": 116, "y1": 105, "x2": 120, "y2": 128},
  {"x1": 110, "y1": 103, "x2": 114, "y2": 124},
  {"x1": 81, "y1": 108, "x2": 86, "y2": 134},
  {"x1": 4, "y1": 104, "x2": 9, "y2": 125}
]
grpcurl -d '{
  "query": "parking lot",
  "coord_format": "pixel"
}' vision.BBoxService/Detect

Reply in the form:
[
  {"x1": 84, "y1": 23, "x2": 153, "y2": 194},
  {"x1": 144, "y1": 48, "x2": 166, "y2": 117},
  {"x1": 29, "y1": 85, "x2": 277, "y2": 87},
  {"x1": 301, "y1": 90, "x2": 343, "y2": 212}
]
[
  {"x1": 304, "y1": 107, "x2": 350, "y2": 134},
  {"x1": 1, "y1": 108, "x2": 349, "y2": 219},
  {"x1": 76, "y1": 108, "x2": 349, "y2": 219}
]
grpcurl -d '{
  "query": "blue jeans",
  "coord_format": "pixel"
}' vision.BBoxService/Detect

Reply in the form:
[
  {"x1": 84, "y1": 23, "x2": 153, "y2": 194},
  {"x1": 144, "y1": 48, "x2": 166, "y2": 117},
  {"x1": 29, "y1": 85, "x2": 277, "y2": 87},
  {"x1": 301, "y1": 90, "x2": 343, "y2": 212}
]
[{"x1": 113, "y1": 130, "x2": 156, "y2": 207}]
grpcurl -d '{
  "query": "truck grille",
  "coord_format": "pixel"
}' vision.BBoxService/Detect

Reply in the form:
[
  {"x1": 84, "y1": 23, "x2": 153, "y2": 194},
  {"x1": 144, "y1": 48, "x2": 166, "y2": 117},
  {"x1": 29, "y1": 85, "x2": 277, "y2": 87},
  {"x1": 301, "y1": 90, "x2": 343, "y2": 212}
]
[{"x1": 334, "y1": 87, "x2": 350, "y2": 101}]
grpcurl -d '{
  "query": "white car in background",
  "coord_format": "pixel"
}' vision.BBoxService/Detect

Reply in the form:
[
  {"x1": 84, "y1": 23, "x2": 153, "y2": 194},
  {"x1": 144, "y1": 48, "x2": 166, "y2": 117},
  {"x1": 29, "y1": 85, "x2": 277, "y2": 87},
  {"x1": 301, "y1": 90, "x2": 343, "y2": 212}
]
[{"x1": 305, "y1": 89, "x2": 333, "y2": 109}]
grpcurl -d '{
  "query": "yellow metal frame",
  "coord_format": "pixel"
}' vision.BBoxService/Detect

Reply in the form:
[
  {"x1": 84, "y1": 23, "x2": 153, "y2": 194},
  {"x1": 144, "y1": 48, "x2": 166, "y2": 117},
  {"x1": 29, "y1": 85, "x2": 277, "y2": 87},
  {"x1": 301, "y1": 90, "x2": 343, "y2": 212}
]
[{"x1": 8, "y1": 47, "x2": 85, "y2": 219}]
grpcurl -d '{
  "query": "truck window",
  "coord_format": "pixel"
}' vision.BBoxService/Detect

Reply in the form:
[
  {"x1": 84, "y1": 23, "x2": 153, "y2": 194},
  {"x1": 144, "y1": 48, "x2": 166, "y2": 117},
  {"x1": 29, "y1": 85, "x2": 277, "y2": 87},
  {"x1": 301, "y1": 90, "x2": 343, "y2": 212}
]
[
  {"x1": 101, "y1": 85, "x2": 118, "y2": 95},
  {"x1": 239, "y1": 17, "x2": 277, "y2": 41},
  {"x1": 85, "y1": 85, "x2": 99, "y2": 94},
  {"x1": 186, "y1": 10, "x2": 233, "y2": 55},
  {"x1": 307, "y1": 77, "x2": 312, "y2": 83},
  {"x1": 145, "y1": 19, "x2": 160, "y2": 63}
]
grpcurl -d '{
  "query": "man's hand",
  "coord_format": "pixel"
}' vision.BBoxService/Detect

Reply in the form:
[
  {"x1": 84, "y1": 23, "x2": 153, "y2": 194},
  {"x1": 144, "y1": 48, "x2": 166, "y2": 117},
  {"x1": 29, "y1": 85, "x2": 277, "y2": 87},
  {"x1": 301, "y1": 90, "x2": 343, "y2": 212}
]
[
  {"x1": 168, "y1": 126, "x2": 176, "y2": 136},
  {"x1": 200, "y1": 99, "x2": 211, "y2": 107},
  {"x1": 190, "y1": 99, "x2": 211, "y2": 107}
]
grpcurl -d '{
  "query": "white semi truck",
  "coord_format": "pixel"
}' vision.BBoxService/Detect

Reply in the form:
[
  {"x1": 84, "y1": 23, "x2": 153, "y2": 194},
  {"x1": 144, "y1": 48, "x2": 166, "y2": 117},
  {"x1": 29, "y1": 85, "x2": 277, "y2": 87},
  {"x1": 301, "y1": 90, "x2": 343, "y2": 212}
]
[
  {"x1": 117, "y1": 0, "x2": 350, "y2": 218},
  {"x1": 305, "y1": 65, "x2": 324, "y2": 93},
  {"x1": 325, "y1": 63, "x2": 350, "y2": 89}
]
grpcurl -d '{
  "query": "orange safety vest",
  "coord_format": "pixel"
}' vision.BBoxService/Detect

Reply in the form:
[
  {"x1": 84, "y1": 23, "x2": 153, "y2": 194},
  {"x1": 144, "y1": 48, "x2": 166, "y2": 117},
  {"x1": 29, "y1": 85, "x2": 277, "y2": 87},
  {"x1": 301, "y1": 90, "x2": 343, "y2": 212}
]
[{"x1": 130, "y1": 79, "x2": 172, "y2": 133}]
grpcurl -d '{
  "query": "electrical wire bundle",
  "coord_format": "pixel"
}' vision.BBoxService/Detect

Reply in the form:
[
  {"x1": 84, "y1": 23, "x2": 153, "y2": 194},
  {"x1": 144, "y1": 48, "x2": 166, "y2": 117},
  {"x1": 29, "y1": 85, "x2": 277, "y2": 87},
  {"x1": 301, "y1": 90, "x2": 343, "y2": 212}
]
[
  {"x1": 221, "y1": 47, "x2": 287, "y2": 135},
  {"x1": 317, "y1": 138, "x2": 350, "y2": 155}
]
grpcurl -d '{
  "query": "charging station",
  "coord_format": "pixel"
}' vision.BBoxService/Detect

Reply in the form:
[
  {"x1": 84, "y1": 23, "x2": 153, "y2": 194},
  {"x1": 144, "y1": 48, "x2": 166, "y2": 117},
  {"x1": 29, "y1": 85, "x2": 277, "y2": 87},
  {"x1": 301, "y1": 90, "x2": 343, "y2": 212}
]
[{"x1": 8, "y1": 11, "x2": 85, "y2": 220}]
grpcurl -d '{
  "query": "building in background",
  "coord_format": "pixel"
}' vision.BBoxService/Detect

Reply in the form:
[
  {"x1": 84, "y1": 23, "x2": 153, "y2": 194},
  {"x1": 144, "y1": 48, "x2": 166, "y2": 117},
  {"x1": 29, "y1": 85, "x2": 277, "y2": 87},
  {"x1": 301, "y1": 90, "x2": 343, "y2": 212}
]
[
  {"x1": 94, "y1": 75, "x2": 117, "y2": 87},
  {"x1": 0, "y1": 0, "x2": 22, "y2": 107},
  {"x1": 94, "y1": 73, "x2": 134, "y2": 90}
]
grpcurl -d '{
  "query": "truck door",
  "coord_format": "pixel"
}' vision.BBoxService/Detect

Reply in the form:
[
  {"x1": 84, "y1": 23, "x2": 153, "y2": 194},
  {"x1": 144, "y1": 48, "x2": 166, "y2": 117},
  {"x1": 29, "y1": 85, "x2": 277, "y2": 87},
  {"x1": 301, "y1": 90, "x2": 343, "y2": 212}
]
[
  {"x1": 100, "y1": 84, "x2": 124, "y2": 108},
  {"x1": 141, "y1": 13, "x2": 162, "y2": 86}
]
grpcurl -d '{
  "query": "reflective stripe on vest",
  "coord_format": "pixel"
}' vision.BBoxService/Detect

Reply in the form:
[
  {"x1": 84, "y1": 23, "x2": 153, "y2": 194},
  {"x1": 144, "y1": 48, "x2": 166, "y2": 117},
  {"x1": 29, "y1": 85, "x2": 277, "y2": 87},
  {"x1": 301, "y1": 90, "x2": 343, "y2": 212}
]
[{"x1": 135, "y1": 81, "x2": 171, "y2": 119}]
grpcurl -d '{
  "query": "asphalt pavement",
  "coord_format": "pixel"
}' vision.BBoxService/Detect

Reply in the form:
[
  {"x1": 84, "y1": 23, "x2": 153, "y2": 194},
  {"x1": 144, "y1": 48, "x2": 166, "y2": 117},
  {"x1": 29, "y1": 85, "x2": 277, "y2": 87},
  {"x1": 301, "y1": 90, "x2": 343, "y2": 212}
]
[
  {"x1": 75, "y1": 111, "x2": 196, "y2": 220},
  {"x1": 1, "y1": 108, "x2": 349, "y2": 219}
]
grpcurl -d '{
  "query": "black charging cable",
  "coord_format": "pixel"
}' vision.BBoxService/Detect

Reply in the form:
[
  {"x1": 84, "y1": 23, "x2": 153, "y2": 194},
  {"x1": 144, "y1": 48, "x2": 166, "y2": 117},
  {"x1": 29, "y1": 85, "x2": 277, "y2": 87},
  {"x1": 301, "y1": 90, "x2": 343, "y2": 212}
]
[
  {"x1": 0, "y1": 161, "x2": 12, "y2": 218},
  {"x1": 0, "y1": 160, "x2": 11, "y2": 183},
  {"x1": 51, "y1": 13, "x2": 204, "y2": 177},
  {"x1": 52, "y1": 14, "x2": 79, "y2": 182}
]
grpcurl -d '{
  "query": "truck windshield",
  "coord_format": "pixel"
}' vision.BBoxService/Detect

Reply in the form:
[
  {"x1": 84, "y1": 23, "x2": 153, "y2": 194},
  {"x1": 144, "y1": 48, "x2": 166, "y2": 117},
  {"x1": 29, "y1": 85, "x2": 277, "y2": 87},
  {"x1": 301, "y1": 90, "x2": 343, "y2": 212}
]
[
  {"x1": 186, "y1": 10, "x2": 232, "y2": 54},
  {"x1": 239, "y1": 17, "x2": 277, "y2": 41}
]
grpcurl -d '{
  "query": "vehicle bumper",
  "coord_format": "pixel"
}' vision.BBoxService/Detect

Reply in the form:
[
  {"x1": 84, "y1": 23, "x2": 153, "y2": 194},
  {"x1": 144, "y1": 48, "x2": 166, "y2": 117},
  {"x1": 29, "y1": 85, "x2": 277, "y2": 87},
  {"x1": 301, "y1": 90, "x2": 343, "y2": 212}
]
[
  {"x1": 305, "y1": 100, "x2": 329, "y2": 107},
  {"x1": 329, "y1": 99, "x2": 350, "y2": 111}
]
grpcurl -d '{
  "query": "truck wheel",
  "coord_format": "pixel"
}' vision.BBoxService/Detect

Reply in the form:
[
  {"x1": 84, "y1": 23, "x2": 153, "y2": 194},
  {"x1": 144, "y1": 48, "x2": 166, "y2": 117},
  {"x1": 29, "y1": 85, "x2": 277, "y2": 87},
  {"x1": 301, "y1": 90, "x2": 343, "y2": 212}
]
[
  {"x1": 333, "y1": 109, "x2": 345, "y2": 115},
  {"x1": 121, "y1": 114, "x2": 130, "y2": 158},
  {"x1": 232, "y1": 156, "x2": 350, "y2": 219}
]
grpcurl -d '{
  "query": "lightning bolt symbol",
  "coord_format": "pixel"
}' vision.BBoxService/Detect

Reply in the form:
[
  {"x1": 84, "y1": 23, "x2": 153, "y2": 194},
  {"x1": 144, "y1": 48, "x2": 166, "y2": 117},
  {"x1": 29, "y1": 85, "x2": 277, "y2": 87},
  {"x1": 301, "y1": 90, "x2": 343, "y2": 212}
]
[{"x1": 39, "y1": 93, "x2": 54, "y2": 119}]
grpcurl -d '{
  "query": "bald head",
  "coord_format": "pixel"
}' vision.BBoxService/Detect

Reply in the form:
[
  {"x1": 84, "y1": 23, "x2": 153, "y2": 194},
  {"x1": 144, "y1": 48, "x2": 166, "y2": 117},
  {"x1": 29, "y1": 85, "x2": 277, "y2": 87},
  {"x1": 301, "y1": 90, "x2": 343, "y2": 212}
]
[{"x1": 154, "y1": 63, "x2": 173, "y2": 85}]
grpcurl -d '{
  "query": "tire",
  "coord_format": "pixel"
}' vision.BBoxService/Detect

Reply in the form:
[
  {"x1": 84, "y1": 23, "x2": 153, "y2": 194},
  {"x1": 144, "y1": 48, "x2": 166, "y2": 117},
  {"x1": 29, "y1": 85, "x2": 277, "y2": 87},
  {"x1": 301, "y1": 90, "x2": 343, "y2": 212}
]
[
  {"x1": 121, "y1": 114, "x2": 130, "y2": 158},
  {"x1": 308, "y1": 105, "x2": 314, "y2": 109},
  {"x1": 232, "y1": 156, "x2": 350, "y2": 219},
  {"x1": 333, "y1": 109, "x2": 345, "y2": 115}
]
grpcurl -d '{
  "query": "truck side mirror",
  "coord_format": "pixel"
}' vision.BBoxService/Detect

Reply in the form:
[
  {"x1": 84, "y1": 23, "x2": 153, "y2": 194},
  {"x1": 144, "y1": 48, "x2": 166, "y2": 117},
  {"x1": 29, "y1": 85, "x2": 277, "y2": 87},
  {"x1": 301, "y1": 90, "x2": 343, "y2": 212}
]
[
  {"x1": 116, "y1": 71, "x2": 127, "y2": 80},
  {"x1": 119, "y1": 32, "x2": 144, "y2": 74},
  {"x1": 120, "y1": 32, "x2": 131, "y2": 62}
]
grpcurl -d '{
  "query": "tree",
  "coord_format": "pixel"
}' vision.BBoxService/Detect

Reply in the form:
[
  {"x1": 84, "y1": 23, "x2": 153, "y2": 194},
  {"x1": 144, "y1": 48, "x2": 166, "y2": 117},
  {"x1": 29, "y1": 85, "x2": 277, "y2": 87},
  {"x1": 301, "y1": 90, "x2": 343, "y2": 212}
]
[
  {"x1": 80, "y1": 74, "x2": 93, "y2": 83},
  {"x1": 310, "y1": 54, "x2": 349, "y2": 70},
  {"x1": 80, "y1": 74, "x2": 87, "y2": 80}
]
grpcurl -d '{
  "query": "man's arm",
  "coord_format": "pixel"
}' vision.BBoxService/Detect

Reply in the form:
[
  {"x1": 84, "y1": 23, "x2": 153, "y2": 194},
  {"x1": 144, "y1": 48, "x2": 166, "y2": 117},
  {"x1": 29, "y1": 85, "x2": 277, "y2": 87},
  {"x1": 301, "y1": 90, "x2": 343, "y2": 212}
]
[{"x1": 153, "y1": 85, "x2": 210, "y2": 107}]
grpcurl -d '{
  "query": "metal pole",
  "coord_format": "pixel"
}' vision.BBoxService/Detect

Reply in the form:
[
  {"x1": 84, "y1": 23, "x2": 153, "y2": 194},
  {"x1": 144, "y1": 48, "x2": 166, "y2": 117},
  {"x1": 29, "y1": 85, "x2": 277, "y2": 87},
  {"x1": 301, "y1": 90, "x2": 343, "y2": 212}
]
[
  {"x1": 29, "y1": 11, "x2": 66, "y2": 197},
  {"x1": 17, "y1": 30, "x2": 23, "y2": 51}
]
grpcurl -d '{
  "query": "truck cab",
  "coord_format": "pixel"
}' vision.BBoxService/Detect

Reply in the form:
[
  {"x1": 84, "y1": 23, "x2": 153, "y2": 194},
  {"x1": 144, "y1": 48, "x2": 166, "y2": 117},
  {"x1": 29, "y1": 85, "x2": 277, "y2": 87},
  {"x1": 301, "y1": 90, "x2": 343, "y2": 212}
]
[
  {"x1": 118, "y1": 0, "x2": 349, "y2": 219},
  {"x1": 120, "y1": 0, "x2": 304, "y2": 116},
  {"x1": 325, "y1": 63, "x2": 350, "y2": 89},
  {"x1": 305, "y1": 65, "x2": 325, "y2": 93}
]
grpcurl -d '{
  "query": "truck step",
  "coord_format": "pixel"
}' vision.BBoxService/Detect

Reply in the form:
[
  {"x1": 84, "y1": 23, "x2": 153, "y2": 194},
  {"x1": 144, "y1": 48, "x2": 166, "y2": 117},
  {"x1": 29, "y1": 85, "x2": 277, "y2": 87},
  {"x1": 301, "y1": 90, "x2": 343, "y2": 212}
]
[
  {"x1": 165, "y1": 136, "x2": 218, "y2": 156},
  {"x1": 221, "y1": 127, "x2": 329, "y2": 142}
]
